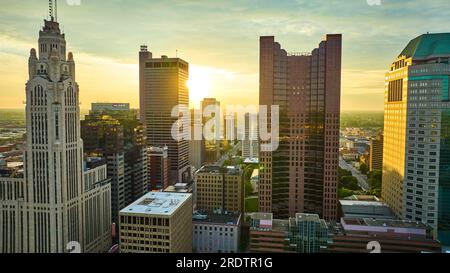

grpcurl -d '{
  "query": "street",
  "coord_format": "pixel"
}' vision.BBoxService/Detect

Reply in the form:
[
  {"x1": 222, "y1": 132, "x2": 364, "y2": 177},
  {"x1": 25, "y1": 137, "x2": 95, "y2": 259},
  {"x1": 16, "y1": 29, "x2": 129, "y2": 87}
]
[{"x1": 339, "y1": 157, "x2": 370, "y2": 191}]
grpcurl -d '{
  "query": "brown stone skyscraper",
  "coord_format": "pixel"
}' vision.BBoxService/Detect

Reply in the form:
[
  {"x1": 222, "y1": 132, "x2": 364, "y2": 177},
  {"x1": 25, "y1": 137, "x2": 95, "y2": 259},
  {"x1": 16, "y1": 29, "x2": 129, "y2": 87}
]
[
  {"x1": 259, "y1": 35, "x2": 341, "y2": 221},
  {"x1": 139, "y1": 46, "x2": 190, "y2": 184}
]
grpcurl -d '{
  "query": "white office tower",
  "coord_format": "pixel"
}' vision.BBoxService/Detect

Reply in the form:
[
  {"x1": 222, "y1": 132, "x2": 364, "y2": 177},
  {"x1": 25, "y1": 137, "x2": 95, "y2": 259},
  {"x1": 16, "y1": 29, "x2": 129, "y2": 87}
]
[{"x1": 0, "y1": 5, "x2": 111, "y2": 253}]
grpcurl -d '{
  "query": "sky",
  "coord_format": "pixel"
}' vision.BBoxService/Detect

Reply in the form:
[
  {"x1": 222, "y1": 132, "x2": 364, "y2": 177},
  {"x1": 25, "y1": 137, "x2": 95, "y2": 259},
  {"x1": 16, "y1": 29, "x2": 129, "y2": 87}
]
[{"x1": 1, "y1": 0, "x2": 450, "y2": 111}]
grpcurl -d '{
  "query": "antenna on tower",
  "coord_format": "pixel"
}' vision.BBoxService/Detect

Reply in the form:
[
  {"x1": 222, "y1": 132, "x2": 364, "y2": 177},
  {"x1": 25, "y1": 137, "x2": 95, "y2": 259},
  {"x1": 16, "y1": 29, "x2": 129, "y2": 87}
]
[
  {"x1": 48, "y1": 0, "x2": 58, "y2": 21},
  {"x1": 49, "y1": 0, "x2": 53, "y2": 20}
]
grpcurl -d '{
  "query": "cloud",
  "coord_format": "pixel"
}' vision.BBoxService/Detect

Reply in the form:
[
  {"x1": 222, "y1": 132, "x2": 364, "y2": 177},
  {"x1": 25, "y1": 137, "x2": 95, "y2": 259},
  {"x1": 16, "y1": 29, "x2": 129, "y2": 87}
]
[{"x1": 1, "y1": 0, "x2": 450, "y2": 111}]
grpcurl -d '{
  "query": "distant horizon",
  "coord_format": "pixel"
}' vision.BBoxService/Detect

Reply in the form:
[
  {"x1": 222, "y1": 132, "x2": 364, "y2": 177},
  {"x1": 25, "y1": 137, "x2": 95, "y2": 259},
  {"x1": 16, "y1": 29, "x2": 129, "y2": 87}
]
[{"x1": 0, "y1": 107, "x2": 385, "y2": 114}]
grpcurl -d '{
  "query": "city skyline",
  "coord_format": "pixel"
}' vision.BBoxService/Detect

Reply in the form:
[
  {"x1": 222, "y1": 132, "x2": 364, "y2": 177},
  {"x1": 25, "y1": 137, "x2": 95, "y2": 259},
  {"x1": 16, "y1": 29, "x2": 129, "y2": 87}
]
[
  {"x1": 2, "y1": 0, "x2": 450, "y2": 111},
  {"x1": 2, "y1": 0, "x2": 450, "y2": 255}
]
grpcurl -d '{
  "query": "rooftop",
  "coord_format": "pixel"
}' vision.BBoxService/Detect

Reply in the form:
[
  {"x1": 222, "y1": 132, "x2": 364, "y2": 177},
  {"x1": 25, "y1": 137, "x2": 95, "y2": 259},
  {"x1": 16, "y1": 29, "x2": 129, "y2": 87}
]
[
  {"x1": 120, "y1": 192, "x2": 191, "y2": 216},
  {"x1": 344, "y1": 195, "x2": 380, "y2": 202},
  {"x1": 339, "y1": 199, "x2": 396, "y2": 220},
  {"x1": 244, "y1": 158, "x2": 259, "y2": 164},
  {"x1": 400, "y1": 33, "x2": 450, "y2": 59},
  {"x1": 196, "y1": 165, "x2": 242, "y2": 175},
  {"x1": 91, "y1": 103, "x2": 130, "y2": 112},
  {"x1": 192, "y1": 211, "x2": 241, "y2": 225},
  {"x1": 341, "y1": 217, "x2": 430, "y2": 236},
  {"x1": 340, "y1": 200, "x2": 388, "y2": 207}
]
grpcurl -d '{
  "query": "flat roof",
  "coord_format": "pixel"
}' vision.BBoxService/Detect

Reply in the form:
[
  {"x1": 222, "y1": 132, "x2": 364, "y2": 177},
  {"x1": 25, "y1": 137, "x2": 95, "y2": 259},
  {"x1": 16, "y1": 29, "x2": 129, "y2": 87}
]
[
  {"x1": 340, "y1": 200, "x2": 388, "y2": 207},
  {"x1": 197, "y1": 165, "x2": 242, "y2": 175},
  {"x1": 344, "y1": 195, "x2": 380, "y2": 202},
  {"x1": 342, "y1": 217, "x2": 429, "y2": 231},
  {"x1": 193, "y1": 211, "x2": 241, "y2": 225},
  {"x1": 120, "y1": 192, "x2": 191, "y2": 216}
]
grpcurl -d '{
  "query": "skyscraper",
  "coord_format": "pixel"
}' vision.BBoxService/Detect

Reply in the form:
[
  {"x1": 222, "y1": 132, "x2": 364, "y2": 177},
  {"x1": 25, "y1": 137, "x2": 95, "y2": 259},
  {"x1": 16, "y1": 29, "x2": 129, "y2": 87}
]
[
  {"x1": 382, "y1": 33, "x2": 450, "y2": 245},
  {"x1": 139, "y1": 46, "x2": 190, "y2": 184},
  {"x1": 242, "y1": 113, "x2": 259, "y2": 159},
  {"x1": 369, "y1": 134, "x2": 384, "y2": 172},
  {"x1": 0, "y1": 6, "x2": 111, "y2": 253},
  {"x1": 259, "y1": 35, "x2": 342, "y2": 221},
  {"x1": 90, "y1": 104, "x2": 148, "y2": 206},
  {"x1": 189, "y1": 108, "x2": 205, "y2": 170},
  {"x1": 201, "y1": 98, "x2": 221, "y2": 164},
  {"x1": 148, "y1": 146, "x2": 169, "y2": 191},
  {"x1": 81, "y1": 114, "x2": 125, "y2": 225},
  {"x1": 81, "y1": 104, "x2": 148, "y2": 224}
]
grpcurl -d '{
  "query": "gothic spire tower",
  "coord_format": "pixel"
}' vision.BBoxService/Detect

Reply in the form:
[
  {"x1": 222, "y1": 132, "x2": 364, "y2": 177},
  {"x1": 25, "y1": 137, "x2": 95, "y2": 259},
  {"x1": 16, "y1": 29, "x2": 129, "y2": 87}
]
[{"x1": 24, "y1": 0, "x2": 84, "y2": 252}]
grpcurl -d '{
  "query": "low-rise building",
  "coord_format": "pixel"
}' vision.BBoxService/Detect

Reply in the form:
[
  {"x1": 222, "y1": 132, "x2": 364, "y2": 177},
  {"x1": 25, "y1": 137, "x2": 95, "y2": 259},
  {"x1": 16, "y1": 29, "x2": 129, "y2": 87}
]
[
  {"x1": 119, "y1": 192, "x2": 193, "y2": 253},
  {"x1": 192, "y1": 211, "x2": 241, "y2": 253},
  {"x1": 339, "y1": 196, "x2": 396, "y2": 220},
  {"x1": 328, "y1": 217, "x2": 442, "y2": 253},
  {"x1": 249, "y1": 213, "x2": 294, "y2": 253}
]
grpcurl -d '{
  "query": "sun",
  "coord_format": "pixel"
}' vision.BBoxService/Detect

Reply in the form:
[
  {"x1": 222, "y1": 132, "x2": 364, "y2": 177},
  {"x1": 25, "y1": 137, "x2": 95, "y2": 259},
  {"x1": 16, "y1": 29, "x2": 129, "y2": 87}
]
[{"x1": 187, "y1": 66, "x2": 211, "y2": 108}]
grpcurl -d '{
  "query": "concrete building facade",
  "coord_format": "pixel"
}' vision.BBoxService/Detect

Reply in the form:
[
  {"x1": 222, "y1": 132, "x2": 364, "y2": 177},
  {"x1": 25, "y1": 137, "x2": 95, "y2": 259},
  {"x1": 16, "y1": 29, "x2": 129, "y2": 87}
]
[
  {"x1": 195, "y1": 165, "x2": 244, "y2": 213},
  {"x1": 192, "y1": 211, "x2": 241, "y2": 253},
  {"x1": 0, "y1": 10, "x2": 112, "y2": 253},
  {"x1": 119, "y1": 192, "x2": 192, "y2": 253}
]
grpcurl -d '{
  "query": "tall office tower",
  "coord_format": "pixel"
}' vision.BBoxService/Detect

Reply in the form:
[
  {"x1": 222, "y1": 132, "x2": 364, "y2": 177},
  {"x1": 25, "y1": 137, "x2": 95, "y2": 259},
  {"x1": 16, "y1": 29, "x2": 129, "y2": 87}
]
[
  {"x1": 139, "y1": 46, "x2": 191, "y2": 184},
  {"x1": 95, "y1": 105, "x2": 148, "y2": 205},
  {"x1": 0, "y1": 6, "x2": 112, "y2": 253},
  {"x1": 224, "y1": 111, "x2": 238, "y2": 146},
  {"x1": 259, "y1": 35, "x2": 342, "y2": 220},
  {"x1": 148, "y1": 146, "x2": 169, "y2": 191},
  {"x1": 369, "y1": 134, "x2": 384, "y2": 172},
  {"x1": 81, "y1": 115, "x2": 126, "y2": 225},
  {"x1": 242, "y1": 113, "x2": 259, "y2": 159},
  {"x1": 382, "y1": 33, "x2": 450, "y2": 245},
  {"x1": 195, "y1": 165, "x2": 244, "y2": 213},
  {"x1": 189, "y1": 109, "x2": 205, "y2": 170},
  {"x1": 119, "y1": 192, "x2": 193, "y2": 253},
  {"x1": 201, "y1": 98, "x2": 221, "y2": 164}
]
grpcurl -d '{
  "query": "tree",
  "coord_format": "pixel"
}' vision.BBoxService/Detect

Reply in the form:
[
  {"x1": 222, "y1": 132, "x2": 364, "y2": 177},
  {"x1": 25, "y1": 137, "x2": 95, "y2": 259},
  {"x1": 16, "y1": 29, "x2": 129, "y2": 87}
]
[
  {"x1": 338, "y1": 167, "x2": 352, "y2": 178},
  {"x1": 243, "y1": 166, "x2": 255, "y2": 197},
  {"x1": 339, "y1": 188, "x2": 355, "y2": 199},
  {"x1": 340, "y1": 176, "x2": 359, "y2": 191},
  {"x1": 360, "y1": 163, "x2": 369, "y2": 175},
  {"x1": 245, "y1": 181, "x2": 254, "y2": 197},
  {"x1": 364, "y1": 170, "x2": 382, "y2": 197}
]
